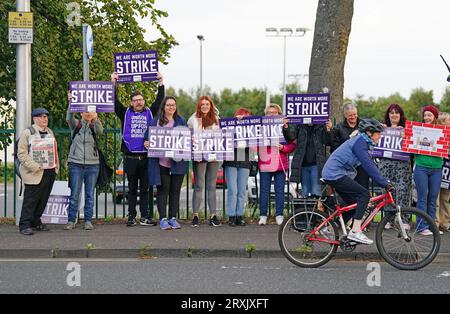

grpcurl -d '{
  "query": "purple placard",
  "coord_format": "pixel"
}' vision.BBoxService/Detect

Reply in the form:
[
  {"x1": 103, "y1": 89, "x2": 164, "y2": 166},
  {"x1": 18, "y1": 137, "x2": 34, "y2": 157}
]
[
  {"x1": 69, "y1": 81, "x2": 115, "y2": 113},
  {"x1": 147, "y1": 126, "x2": 192, "y2": 160},
  {"x1": 370, "y1": 127, "x2": 410, "y2": 161},
  {"x1": 219, "y1": 116, "x2": 286, "y2": 148},
  {"x1": 441, "y1": 158, "x2": 450, "y2": 189},
  {"x1": 41, "y1": 195, "x2": 69, "y2": 225},
  {"x1": 114, "y1": 50, "x2": 158, "y2": 83},
  {"x1": 285, "y1": 93, "x2": 330, "y2": 124},
  {"x1": 192, "y1": 129, "x2": 234, "y2": 161}
]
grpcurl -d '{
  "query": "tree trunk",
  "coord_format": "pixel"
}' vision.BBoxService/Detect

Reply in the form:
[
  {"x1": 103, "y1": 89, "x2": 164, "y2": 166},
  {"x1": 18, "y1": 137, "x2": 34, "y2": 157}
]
[{"x1": 307, "y1": 0, "x2": 354, "y2": 124}]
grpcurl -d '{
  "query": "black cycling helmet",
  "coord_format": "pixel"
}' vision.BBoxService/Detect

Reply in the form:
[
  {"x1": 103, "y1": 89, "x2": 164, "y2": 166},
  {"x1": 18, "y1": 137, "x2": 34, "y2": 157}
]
[{"x1": 358, "y1": 118, "x2": 384, "y2": 133}]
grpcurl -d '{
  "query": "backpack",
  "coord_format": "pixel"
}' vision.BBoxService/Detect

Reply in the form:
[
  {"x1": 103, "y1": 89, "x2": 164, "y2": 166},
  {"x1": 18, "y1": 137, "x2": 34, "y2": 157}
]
[{"x1": 14, "y1": 126, "x2": 36, "y2": 196}]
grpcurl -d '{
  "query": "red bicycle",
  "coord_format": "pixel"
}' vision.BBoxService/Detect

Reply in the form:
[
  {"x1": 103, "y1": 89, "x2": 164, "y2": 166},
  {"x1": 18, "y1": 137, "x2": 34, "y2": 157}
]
[{"x1": 279, "y1": 182, "x2": 441, "y2": 270}]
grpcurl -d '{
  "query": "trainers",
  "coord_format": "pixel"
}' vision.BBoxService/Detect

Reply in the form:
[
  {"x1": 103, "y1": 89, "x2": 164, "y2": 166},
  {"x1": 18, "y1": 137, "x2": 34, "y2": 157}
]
[
  {"x1": 384, "y1": 222, "x2": 392, "y2": 230},
  {"x1": 84, "y1": 221, "x2": 94, "y2": 230},
  {"x1": 160, "y1": 218, "x2": 171, "y2": 230},
  {"x1": 140, "y1": 218, "x2": 157, "y2": 226},
  {"x1": 228, "y1": 216, "x2": 237, "y2": 227},
  {"x1": 236, "y1": 216, "x2": 246, "y2": 226},
  {"x1": 209, "y1": 215, "x2": 222, "y2": 227},
  {"x1": 319, "y1": 226, "x2": 332, "y2": 237},
  {"x1": 168, "y1": 217, "x2": 181, "y2": 229},
  {"x1": 419, "y1": 229, "x2": 433, "y2": 236},
  {"x1": 126, "y1": 218, "x2": 137, "y2": 227},
  {"x1": 191, "y1": 215, "x2": 199, "y2": 227},
  {"x1": 276, "y1": 215, "x2": 284, "y2": 226},
  {"x1": 33, "y1": 224, "x2": 50, "y2": 231},
  {"x1": 258, "y1": 216, "x2": 267, "y2": 226},
  {"x1": 347, "y1": 230, "x2": 373, "y2": 245},
  {"x1": 64, "y1": 222, "x2": 76, "y2": 230}
]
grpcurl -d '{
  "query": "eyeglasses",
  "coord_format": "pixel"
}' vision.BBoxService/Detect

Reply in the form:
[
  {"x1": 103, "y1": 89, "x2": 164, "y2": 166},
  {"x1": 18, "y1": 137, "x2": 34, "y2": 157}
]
[
  {"x1": 132, "y1": 98, "x2": 145, "y2": 103},
  {"x1": 165, "y1": 103, "x2": 177, "y2": 107}
]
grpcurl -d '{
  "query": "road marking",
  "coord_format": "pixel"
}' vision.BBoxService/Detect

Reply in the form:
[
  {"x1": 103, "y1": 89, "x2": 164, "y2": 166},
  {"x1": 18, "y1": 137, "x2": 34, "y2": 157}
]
[
  {"x1": 437, "y1": 271, "x2": 450, "y2": 278},
  {"x1": 234, "y1": 282, "x2": 244, "y2": 285}
]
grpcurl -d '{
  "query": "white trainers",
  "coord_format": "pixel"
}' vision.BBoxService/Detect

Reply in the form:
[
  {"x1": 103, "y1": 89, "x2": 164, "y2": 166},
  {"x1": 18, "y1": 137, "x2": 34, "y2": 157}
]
[
  {"x1": 276, "y1": 215, "x2": 284, "y2": 226},
  {"x1": 347, "y1": 231, "x2": 373, "y2": 245},
  {"x1": 419, "y1": 229, "x2": 433, "y2": 236},
  {"x1": 258, "y1": 216, "x2": 267, "y2": 226},
  {"x1": 384, "y1": 222, "x2": 392, "y2": 230}
]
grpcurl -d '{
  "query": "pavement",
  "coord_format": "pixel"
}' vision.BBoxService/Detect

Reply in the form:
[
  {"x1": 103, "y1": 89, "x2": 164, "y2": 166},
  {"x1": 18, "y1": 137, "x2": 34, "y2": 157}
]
[{"x1": 0, "y1": 220, "x2": 449, "y2": 263}]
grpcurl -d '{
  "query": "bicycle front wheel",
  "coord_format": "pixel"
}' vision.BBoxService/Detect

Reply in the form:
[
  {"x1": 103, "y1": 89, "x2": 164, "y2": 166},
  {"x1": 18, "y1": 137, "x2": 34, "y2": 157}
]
[
  {"x1": 278, "y1": 210, "x2": 339, "y2": 268},
  {"x1": 376, "y1": 207, "x2": 441, "y2": 270}
]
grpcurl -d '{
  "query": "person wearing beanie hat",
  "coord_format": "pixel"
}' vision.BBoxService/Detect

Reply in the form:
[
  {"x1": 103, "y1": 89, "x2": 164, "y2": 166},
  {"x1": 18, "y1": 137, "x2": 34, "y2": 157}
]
[
  {"x1": 422, "y1": 105, "x2": 439, "y2": 121},
  {"x1": 414, "y1": 104, "x2": 444, "y2": 236}
]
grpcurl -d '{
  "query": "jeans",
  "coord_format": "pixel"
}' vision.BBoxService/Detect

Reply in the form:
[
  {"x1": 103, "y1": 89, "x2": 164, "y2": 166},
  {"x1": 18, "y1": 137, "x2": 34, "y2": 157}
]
[
  {"x1": 413, "y1": 165, "x2": 441, "y2": 231},
  {"x1": 301, "y1": 165, "x2": 321, "y2": 197},
  {"x1": 225, "y1": 166, "x2": 250, "y2": 217},
  {"x1": 259, "y1": 171, "x2": 285, "y2": 217},
  {"x1": 68, "y1": 163, "x2": 100, "y2": 223}
]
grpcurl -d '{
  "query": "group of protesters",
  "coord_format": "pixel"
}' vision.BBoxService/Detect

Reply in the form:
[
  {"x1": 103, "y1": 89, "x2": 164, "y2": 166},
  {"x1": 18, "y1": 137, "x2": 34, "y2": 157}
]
[{"x1": 15, "y1": 71, "x2": 450, "y2": 237}]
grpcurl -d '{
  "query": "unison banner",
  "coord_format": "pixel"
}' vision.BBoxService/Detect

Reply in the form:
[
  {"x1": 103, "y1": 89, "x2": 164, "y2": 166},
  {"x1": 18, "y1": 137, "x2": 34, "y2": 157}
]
[
  {"x1": 192, "y1": 129, "x2": 234, "y2": 161},
  {"x1": 114, "y1": 50, "x2": 158, "y2": 83},
  {"x1": 402, "y1": 121, "x2": 450, "y2": 158},
  {"x1": 285, "y1": 93, "x2": 330, "y2": 124},
  {"x1": 371, "y1": 127, "x2": 410, "y2": 161},
  {"x1": 147, "y1": 126, "x2": 192, "y2": 160},
  {"x1": 219, "y1": 116, "x2": 286, "y2": 148},
  {"x1": 69, "y1": 81, "x2": 115, "y2": 113}
]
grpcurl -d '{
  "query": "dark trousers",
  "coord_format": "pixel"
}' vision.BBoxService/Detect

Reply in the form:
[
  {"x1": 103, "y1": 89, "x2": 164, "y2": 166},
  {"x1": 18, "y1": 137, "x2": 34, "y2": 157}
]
[
  {"x1": 326, "y1": 175, "x2": 370, "y2": 221},
  {"x1": 157, "y1": 165, "x2": 184, "y2": 219},
  {"x1": 125, "y1": 156, "x2": 149, "y2": 219},
  {"x1": 19, "y1": 173, "x2": 56, "y2": 230},
  {"x1": 355, "y1": 166, "x2": 369, "y2": 189}
]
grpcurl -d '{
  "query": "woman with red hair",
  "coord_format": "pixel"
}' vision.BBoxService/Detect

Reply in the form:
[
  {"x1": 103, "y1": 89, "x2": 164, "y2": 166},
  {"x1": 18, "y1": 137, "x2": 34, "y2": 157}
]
[{"x1": 188, "y1": 96, "x2": 221, "y2": 227}]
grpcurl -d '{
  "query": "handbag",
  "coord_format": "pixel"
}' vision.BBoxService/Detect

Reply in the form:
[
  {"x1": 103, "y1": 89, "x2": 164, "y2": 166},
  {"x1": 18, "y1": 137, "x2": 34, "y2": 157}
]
[{"x1": 90, "y1": 125, "x2": 113, "y2": 189}]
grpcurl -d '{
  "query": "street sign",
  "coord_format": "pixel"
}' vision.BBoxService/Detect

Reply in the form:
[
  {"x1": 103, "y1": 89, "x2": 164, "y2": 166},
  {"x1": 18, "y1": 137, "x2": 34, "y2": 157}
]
[{"x1": 8, "y1": 12, "x2": 33, "y2": 44}]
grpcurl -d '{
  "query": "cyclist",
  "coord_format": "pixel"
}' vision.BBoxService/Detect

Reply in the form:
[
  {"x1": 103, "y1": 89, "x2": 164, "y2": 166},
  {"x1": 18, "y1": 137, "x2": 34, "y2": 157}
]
[{"x1": 321, "y1": 118, "x2": 393, "y2": 245}]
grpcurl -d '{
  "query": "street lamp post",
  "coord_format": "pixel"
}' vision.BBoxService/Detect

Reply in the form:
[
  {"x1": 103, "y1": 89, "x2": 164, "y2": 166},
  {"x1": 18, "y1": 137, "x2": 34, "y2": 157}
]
[
  {"x1": 197, "y1": 34, "x2": 205, "y2": 95},
  {"x1": 266, "y1": 27, "x2": 309, "y2": 112}
]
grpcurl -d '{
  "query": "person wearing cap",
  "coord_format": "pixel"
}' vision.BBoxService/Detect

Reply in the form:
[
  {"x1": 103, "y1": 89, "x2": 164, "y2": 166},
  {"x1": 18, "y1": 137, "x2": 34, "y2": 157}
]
[
  {"x1": 322, "y1": 118, "x2": 393, "y2": 245},
  {"x1": 413, "y1": 105, "x2": 445, "y2": 236},
  {"x1": 111, "y1": 72, "x2": 165, "y2": 227},
  {"x1": 17, "y1": 108, "x2": 59, "y2": 235}
]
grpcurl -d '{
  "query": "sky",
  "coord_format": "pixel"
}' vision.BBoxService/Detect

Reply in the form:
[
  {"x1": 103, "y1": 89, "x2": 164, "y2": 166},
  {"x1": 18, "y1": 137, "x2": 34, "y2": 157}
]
[{"x1": 143, "y1": 0, "x2": 450, "y2": 102}]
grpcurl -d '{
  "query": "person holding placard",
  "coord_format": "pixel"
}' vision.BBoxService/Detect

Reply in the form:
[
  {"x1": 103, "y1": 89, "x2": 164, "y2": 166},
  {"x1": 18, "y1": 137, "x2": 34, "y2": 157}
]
[
  {"x1": 258, "y1": 104, "x2": 297, "y2": 226},
  {"x1": 17, "y1": 108, "x2": 59, "y2": 235},
  {"x1": 222, "y1": 107, "x2": 254, "y2": 227},
  {"x1": 64, "y1": 106, "x2": 103, "y2": 231},
  {"x1": 283, "y1": 118, "x2": 332, "y2": 199},
  {"x1": 413, "y1": 105, "x2": 444, "y2": 236},
  {"x1": 144, "y1": 96, "x2": 188, "y2": 230},
  {"x1": 111, "y1": 71, "x2": 164, "y2": 227},
  {"x1": 188, "y1": 96, "x2": 221, "y2": 227},
  {"x1": 378, "y1": 104, "x2": 412, "y2": 230}
]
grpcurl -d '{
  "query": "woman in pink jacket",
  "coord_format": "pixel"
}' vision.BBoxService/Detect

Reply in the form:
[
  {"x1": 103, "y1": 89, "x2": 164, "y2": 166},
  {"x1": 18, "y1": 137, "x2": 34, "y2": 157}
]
[{"x1": 258, "y1": 104, "x2": 296, "y2": 225}]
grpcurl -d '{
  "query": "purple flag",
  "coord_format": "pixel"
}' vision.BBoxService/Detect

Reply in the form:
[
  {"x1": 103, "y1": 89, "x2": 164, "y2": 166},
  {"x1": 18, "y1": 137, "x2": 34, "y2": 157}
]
[
  {"x1": 370, "y1": 127, "x2": 410, "y2": 161},
  {"x1": 192, "y1": 129, "x2": 234, "y2": 161},
  {"x1": 219, "y1": 116, "x2": 286, "y2": 148},
  {"x1": 114, "y1": 50, "x2": 158, "y2": 83},
  {"x1": 69, "y1": 81, "x2": 115, "y2": 113},
  {"x1": 285, "y1": 93, "x2": 330, "y2": 124},
  {"x1": 147, "y1": 126, "x2": 192, "y2": 160}
]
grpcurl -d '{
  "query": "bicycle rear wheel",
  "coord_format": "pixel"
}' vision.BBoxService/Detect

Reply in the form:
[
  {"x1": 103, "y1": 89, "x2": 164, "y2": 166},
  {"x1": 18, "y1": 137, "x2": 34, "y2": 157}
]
[
  {"x1": 278, "y1": 210, "x2": 339, "y2": 268},
  {"x1": 376, "y1": 207, "x2": 440, "y2": 270}
]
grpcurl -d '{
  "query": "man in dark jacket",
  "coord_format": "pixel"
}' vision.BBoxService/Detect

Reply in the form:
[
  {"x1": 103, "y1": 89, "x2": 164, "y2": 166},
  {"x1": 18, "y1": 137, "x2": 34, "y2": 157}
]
[
  {"x1": 111, "y1": 72, "x2": 165, "y2": 227},
  {"x1": 283, "y1": 120, "x2": 332, "y2": 198},
  {"x1": 330, "y1": 102, "x2": 369, "y2": 189}
]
